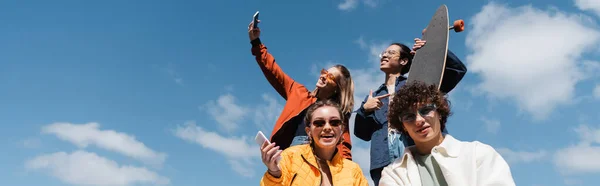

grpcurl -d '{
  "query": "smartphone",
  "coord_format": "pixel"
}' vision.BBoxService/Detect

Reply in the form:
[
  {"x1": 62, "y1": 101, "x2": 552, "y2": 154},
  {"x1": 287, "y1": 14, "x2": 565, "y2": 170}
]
[
  {"x1": 252, "y1": 11, "x2": 260, "y2": 29},
  {"x1": 255, "y1": 131, "x2": 282, "y2": 163},
  {"x1": 255, "y1": 131, "x2": 269, "y2": 146}
]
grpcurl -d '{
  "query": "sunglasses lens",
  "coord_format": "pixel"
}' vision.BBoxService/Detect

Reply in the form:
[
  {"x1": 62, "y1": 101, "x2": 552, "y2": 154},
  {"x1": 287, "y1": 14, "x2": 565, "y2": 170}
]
[
  {"x1": 401, "y1": 113, "x2": 416, "y2": 122},
  {"x1": 313, "y1": 120, "x2": 325, "y2": 127},
  {"x1": 418, "y1": 105, "x2": 436, "y2": 116}
]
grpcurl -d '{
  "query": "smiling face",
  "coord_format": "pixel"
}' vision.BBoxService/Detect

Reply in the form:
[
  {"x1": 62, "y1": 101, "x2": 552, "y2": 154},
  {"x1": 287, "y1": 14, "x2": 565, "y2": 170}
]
[
  {"x1": 400, "y1": 103, "x2": 442, "y2": 143},
  {"x1": 315, "y1": 67, "x2": 340, "y2": 95},
  {"x1": 379, "y1": 45, "x2": 402, "y2": 73},
  {"x1": 305, "y1": 106, "x2": 344, "y2": 149}
]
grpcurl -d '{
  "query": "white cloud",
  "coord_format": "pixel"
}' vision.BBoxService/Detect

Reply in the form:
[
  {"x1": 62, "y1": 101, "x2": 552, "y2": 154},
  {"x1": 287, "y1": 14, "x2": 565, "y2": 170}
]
[
  {"x1": 351, "y1": 36, "x2": 391, "y2": 111},
  {"x1": 337, "y1": 0, "x2": 380, "y2": 11},
  {"x1": 189, "y1": 92, "x2": 285, "y2": 177},
  {"x1": 338, "y1": 0, "x2": 358, "y2": 11},
  {"x1": 465, "y1": 2, "x2": 600, "y2": 120},
  {"x1": 555, "y1": 144, "x2": 600, "y2": 174},
  {"x1": 173, "y1": 121, "x2": 260, "y2": 177},
  {"x1": 25, "y1": 150, "x2": 169, "y2": 186},
  {"x1": 202, "y1": 94, "x2": 249, "y2": 132},
  {"x1": 201, "y1": 93, "x2": 283, "y2": 133},
  {"x1": 42, "y1": 122, "x2": 166, "y2": 167},
  {"x1": 496, "y1": 148, "x2": 548, "y2": 164},
  {"x1": 253, "y1": 93, "x2": 284, "y2": 133},
  {"x1": 575, "y1": 0, "x2": 600, "y2": 17},
  {"x1": 594, "y1": 84, "x2": 600, "y2": 99},
  {"x1": 554, "y1": 125, "x2": 600, "y2": 174},
  {"x1": 481, "y1": 117, "x2": 500, "y2": 134}
]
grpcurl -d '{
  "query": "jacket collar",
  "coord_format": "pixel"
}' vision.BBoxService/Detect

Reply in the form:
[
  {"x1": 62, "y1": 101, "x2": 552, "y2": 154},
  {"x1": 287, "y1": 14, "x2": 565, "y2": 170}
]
[
  {"x1": 376, "y1": 75, "x2": 407, "y2": 92},
  {"x1": 300, "y1": 144, "x2": 344, "y2": 173},
  {"x1": 398, "y1": 134, "x2": 462, "y2": 165}
]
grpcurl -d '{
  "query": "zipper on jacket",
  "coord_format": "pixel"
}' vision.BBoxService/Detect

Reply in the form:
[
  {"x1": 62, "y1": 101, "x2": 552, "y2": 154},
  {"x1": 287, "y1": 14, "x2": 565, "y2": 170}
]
[{"x1": 289, "y1": 173, "x2": 297, "y2": 185}]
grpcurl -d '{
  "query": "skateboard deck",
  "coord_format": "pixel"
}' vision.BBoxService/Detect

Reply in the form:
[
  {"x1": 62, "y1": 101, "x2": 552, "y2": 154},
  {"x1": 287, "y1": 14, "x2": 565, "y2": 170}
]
[{"x1": 407, "y1": 5, "x2": 464, "y2": 89}]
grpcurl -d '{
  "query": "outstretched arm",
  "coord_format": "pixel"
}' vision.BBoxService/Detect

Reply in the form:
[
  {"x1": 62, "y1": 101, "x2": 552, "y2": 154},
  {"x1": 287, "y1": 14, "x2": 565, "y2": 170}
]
[{"x1": 249, "y1": 21, "x2": 300, "y2": 100}]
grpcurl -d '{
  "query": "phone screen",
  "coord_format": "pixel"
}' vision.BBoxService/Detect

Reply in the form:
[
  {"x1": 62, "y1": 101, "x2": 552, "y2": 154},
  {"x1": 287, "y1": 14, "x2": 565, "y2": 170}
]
[{"x1": 253, "y1": 11, "x2": 259, "y2": 28}]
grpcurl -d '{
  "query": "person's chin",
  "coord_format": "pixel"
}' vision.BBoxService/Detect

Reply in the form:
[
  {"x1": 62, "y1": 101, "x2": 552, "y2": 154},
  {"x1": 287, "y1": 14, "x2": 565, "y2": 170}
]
[{"x1": 316, "y1": 139, "x2": 337, "y2": 147}]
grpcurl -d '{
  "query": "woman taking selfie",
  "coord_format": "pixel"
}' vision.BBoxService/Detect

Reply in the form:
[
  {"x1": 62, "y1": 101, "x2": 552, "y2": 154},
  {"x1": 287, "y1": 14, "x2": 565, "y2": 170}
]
[{"x1": 248, "y1": 19, "x2": 355, "y2": 159}]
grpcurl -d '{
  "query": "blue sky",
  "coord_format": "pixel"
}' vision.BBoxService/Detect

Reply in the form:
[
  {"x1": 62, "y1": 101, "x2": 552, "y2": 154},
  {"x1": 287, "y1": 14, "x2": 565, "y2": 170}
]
[{"x1": 1, "y1": 0, "x2": 600, "y2": 186}]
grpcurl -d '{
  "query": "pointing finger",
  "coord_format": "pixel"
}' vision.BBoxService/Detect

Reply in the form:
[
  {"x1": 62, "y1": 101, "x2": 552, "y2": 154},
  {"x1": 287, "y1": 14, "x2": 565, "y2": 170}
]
[{"x1": 374, "y1": 94, "x2": 390, "y2": 99}]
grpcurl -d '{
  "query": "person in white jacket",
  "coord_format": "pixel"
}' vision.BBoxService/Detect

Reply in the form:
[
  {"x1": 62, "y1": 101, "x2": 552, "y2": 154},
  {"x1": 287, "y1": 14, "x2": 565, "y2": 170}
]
[{"x1": 379, "y1": 81, "x2": 515, "y2": 186}]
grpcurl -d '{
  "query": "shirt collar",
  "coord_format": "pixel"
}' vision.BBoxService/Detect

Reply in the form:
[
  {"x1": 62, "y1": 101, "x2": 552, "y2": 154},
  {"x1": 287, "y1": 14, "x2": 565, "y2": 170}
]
[
  {"x1": 398, "y1": 134, "x2": 461, "y2": 164},
  {"x1": 434, "y1": 134, "x2": 461, "y2": 158},
  {"x1": 376, "y1": 75, "x2": 408, "y2": 92}
]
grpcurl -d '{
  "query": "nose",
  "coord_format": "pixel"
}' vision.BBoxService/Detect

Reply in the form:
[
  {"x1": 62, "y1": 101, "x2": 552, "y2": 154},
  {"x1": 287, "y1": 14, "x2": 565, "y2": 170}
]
[
  {"x1": 323, "y1": 122, "x2": 333, "y2": 131},
  {"x1": 415, "y1": 113, "x2": 426, "y2": 126}
]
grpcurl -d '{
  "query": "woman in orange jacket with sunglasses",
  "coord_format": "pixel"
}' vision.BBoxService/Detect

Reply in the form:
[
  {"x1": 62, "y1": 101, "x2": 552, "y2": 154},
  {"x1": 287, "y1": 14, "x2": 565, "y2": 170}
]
[{"x1": 248, "y1": 19, "x2": 355, "y2": 160}]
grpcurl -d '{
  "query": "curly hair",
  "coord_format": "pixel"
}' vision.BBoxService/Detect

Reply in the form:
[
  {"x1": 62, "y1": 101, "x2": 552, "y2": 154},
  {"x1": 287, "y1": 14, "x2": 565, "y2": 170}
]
[
  {"x1": 388, "y1": 81, "x2": 452, "y2": 133},
  {"x1": 304, "y1": 99, "x2": 345, "y2": 127}
]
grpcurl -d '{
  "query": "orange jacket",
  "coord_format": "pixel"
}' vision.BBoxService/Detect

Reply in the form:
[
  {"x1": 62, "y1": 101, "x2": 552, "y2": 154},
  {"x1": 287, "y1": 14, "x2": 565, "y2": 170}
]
[
  {"x1": 260, "y1": 144, "x2": 368, "y2": 186},
  {"x1": 251, "y1": 38, "x2": 352, "y2": 160}
]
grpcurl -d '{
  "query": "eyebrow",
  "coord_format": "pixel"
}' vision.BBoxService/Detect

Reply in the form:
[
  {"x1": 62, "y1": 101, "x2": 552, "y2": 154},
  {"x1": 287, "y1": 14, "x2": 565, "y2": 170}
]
[{"x1": 312, "y1": 116, "x2": 341, "y2": 120}]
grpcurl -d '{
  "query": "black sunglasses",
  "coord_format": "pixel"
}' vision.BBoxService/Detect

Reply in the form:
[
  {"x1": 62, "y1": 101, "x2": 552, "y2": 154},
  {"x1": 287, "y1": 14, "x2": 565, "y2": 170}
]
[
  {"x1": 311, "y1": 119, "x2": 342, "y2": 127},
  {"x1": 399, "y1": 104, "x2": 437, "y2": 122}
]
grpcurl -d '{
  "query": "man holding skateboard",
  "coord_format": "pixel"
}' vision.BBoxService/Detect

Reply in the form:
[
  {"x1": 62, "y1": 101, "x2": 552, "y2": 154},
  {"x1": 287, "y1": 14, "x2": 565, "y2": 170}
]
[
  {"x1": 354, "y1": 40, "x2": 466, "y2": 185},
  {"x1": 354, "y1": 4, "x2": 468, "y2": 185}
]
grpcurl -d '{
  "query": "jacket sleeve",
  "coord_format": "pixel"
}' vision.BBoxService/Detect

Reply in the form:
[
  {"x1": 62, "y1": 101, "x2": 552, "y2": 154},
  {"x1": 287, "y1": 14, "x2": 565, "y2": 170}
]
[
  {"x1": 260, "y1": 150, "x2": 292, "y2": 186},
  {"x1": 353, "y1": 165, "x2": 370, "y2": 186},
  {"x1": 338, "y1": 113, "x2": 353, "y2": 160},
  {"x1": 251, "y1": 38, "x2": 298, "y2": 100},
  {"x1": 439, "y1": 50, "x2": 467, "y2": 94},
  {"x1": 475, "y1": 143, "x2": 516, "y2": 186},
  {"x1": 379, "y1": 166, "x2": 405, "y2": 186},
  {"x1": 353, "y1": 95, "x2": 377, "y2": 141}
]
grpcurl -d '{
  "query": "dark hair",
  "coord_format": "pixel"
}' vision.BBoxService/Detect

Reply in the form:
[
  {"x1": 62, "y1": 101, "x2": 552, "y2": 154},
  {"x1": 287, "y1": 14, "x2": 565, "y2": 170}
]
[
  {"x1": 388, "y1": 81, "x2": 452, "y2": 133},
  {"x1": 304, "y1": 99, "x2": 345, "y2": 127},
  {"x1": 390, "y1": 43, "x2": 413, "y2": 75}
]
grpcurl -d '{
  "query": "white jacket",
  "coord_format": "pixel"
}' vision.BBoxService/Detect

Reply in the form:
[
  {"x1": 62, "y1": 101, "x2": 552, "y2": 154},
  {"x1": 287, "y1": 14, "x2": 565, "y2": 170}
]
[{"x1": 379, "y1": 134, "x2": 515, "y2": 186}]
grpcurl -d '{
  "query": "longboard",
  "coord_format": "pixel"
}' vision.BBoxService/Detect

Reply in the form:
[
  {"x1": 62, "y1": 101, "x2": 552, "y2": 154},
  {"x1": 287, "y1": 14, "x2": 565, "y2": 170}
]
[{"x1": 406, "y1": 5, "x2": 464, "y2": 89}]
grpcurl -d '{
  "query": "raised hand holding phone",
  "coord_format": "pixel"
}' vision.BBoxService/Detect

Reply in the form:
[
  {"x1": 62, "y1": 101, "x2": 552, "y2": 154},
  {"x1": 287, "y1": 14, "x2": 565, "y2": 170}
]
[
  {"x1": 248, "y1": 11, "x2": 261, "y2": 41},
  {"x1": 256, "y1": 131, "x2": 282, "y2": 177}
]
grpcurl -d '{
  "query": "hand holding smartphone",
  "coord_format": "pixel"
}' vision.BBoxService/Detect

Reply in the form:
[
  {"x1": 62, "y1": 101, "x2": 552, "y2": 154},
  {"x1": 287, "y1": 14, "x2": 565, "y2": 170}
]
[
  {"x1": 255, "y1": 131, "x2": 282, "y2": 164},
  {"x1": 255, "y1": 131, "x2": 269, "y2": 146}
]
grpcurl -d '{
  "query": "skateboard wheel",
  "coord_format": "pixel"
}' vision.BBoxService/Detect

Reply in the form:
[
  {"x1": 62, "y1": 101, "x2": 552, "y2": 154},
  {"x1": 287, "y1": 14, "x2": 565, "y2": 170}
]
[
  {"x1": 453, "y1": 19, "x2": 465, "y2": 32},
  {"x1": 422, "y1": 28, "x2": 426, "y2": 35}
]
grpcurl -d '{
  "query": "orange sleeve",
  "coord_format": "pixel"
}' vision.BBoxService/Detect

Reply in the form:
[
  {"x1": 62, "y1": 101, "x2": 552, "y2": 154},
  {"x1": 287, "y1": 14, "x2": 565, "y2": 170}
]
[
  {"x1": 337, "y1": 115, "x2": 353, "y2": 160},
  {"x1": 251, "y1": 38, "x2": 297, "y2": 100}
]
